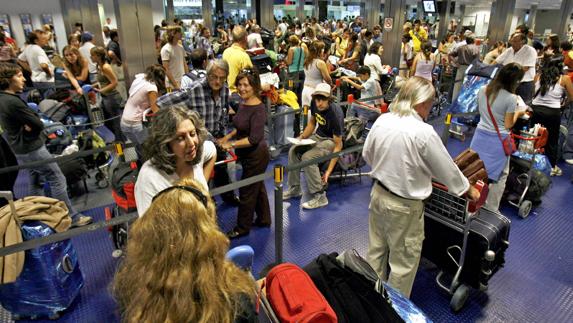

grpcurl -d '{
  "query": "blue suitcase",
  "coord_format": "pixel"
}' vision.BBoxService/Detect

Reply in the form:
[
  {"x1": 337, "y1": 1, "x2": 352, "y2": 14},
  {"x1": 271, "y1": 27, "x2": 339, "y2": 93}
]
[{"x1": 0, "y1": 217, "x2": 84, "y2": 319}]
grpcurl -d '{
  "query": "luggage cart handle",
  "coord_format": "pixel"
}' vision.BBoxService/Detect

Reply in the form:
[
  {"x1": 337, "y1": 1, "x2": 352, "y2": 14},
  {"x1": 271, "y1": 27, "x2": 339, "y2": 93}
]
[{"x1": 215, "y1": 150, "x2": 238, "y2": 166}]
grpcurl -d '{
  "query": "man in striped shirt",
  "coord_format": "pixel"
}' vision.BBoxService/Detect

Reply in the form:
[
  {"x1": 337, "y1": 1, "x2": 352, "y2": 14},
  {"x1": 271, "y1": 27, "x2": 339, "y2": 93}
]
[{"x1": 156, "y1": 59, "x2": 240, "y2": 206}]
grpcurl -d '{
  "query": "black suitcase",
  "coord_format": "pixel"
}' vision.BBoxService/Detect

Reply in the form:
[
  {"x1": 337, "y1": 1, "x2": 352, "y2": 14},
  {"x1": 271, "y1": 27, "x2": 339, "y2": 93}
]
[
  {"x1": 250, "y1": 54, "x2": 273, "y2": 74},
  {"x1": 422, "y1": 186, "x2": 510, "y2": 298}
]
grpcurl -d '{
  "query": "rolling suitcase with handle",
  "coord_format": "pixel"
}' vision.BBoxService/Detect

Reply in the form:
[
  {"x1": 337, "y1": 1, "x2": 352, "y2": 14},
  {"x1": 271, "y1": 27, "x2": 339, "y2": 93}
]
[
  {"x1": 0, "y1": 192, "x2": 84, "y2": 320},
  {"x1": 422, "y1": 184, "x2": 510, "y2": 311}
]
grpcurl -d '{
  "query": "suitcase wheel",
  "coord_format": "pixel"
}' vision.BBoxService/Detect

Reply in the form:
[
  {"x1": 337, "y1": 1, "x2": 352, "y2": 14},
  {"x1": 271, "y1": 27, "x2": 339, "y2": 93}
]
[
  {"x1": 518, "y1": 200, "x2": 532, "y2": 219},
  {"x1": 450, "y1": 284, "x2": 470, "y2": 312}
]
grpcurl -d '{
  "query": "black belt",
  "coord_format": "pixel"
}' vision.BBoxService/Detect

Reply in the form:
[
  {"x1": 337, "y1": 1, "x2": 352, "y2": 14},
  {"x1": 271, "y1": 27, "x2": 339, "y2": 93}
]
[{"x1": 374, "y1": 179, "x2": 411, "y2": 200}]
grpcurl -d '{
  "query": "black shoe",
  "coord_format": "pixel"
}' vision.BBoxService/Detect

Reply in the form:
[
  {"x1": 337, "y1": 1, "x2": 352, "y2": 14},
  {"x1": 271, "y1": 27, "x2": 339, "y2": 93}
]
[
  {"x1": 222, "y1": 195, "x2": 241, "y2": 207},
  {"x1": 226, "y1": 229, "x2": 249, "y2": 239},
  {"x1": 253, "y1": 221, "x2": 271, "y2": 228}
]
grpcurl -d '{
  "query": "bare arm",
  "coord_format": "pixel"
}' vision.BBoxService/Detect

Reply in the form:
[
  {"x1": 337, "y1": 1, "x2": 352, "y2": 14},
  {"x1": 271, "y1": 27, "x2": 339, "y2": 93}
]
[
  {"x1": 323, "y1": 134, "x2": 343, "y2": 183},
  {"x1": 410, "y1": 54, "x2": 419, "y2": 76},
  {"x1": 285, "y1": 47, "x2": 294, "y2": 65},
  {"x1": 63, "y1": 68, "x2": 83, "y2": 94},
  {"x1": 77, "y1": 57, "x2": 89, "y2": 82},
  {"x1": 300, "y1": 116, "x2": 317, "y2": 139},
  {"x1": 202, "y1": 154, "x2": 216, "y2": 181},
  {"x1": 561, "y1": 75, "x2": 573, "y2": 102},
  {"x1": 148, "y1": 91, "x2": 159, "y2": 113},
  {"x1": 316, "y1": 60, "x2": 332, "y2": 85},
  {"x1": 40, "y1": 63, "x2": 52, "y2": 78}
]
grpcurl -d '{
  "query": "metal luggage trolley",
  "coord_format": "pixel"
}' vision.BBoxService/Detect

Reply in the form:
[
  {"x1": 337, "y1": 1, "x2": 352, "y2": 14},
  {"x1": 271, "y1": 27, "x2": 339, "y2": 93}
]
[
  {"x1": 506, "y1": 130, "x2": 549, "y2": 218},
  {"x1": 424, "y1": 183, "x2": 479, "y2": 311}
]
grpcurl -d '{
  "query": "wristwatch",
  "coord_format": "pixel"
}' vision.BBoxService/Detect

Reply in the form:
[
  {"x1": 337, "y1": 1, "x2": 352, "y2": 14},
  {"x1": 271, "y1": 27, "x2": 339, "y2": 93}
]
[{"x1": 231, "y1": 142, "x2": 236, "y2": 148}]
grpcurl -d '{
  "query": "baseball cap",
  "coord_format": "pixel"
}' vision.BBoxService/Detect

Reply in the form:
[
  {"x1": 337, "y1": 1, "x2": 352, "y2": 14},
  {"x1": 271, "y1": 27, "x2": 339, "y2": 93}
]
[
  {"x1": 312, "y1": 83, "x2": 334, "y2": 99},
  {"x1": 81, "y1": 32, "x2": 93, "y2": 43}
]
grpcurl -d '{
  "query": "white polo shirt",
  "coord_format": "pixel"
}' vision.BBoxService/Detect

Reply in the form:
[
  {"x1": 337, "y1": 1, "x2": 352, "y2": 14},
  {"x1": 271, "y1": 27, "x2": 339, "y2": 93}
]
[
  {"x1": 495, "y1": 45, "x2": 537, "y2": 82},
  {"x1": 363, "y1": 112, "x2": 469, "y2": 200}
]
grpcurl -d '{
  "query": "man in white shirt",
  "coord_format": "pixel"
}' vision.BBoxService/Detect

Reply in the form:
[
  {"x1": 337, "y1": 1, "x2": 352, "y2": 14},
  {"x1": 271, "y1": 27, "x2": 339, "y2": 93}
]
[
  {"x1": 493, "y1": 33, "x2": 537, "y2": 104},
  {"x1": 18, "y1": 30, "x2": 54, "y2": 96},
  {"x1": 247, "y1": 25, "x2": 264, "y2": 49},
  {"x1": 161, "y1": 26, "x2": 188, "y2": 90},
  {"x1": 363, "y1": 77, "x2": 479, "y2": 298},
  {"x1": 78, "y1": 32, "x2": 98, "y2": 83}
]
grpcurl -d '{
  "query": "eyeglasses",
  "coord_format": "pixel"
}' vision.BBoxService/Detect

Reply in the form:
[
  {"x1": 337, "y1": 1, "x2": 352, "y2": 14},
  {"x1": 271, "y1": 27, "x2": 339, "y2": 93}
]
[{"x1": 208, "y1": 74, "x2": 227, "y2": 82}]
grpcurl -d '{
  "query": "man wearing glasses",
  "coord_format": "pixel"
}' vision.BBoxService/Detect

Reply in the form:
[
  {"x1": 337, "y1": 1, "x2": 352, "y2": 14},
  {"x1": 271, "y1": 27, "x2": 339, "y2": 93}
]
[
  {"x1": 156, "y1": 59, "x2": 241, "y2": 206},
  {"x1": 283, "y1": 83, "x2": 344, "y2": 209}
]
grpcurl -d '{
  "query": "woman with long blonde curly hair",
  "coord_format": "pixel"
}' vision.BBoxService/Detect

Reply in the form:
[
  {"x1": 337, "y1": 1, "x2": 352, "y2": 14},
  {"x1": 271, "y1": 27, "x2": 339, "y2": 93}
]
[{"x1": 113, "y1": 178, "x2": 257, "y2": 323}]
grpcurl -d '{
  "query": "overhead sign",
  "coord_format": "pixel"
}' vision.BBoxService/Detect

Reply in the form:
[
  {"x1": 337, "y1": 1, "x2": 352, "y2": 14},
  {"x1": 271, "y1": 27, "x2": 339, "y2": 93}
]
[{"x1": 384, "y1": 17, "x2": 393, "y2": 32}]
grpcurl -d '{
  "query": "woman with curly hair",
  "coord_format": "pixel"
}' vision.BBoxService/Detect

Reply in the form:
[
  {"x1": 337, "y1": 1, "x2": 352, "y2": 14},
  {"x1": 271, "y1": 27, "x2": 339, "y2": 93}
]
[
  {"x1": 114, "y1": 178, "x2": 257, "y2": 322},
  {"x1": 134, "y1": 107, "x2": 216, "y2": 216}
]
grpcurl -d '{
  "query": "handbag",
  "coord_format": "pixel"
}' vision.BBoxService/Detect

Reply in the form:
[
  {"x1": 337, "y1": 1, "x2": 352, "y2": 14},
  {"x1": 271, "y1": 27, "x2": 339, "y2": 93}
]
[{"x1": 486, "y1": 96, "x2": 516, "y2": 156}]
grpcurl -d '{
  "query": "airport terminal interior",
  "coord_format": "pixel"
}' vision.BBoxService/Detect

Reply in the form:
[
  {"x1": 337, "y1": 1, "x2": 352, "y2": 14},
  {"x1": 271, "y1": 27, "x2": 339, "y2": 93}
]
[{"x1": 0, "y1": 0, "x2": 572, "y2": 322}]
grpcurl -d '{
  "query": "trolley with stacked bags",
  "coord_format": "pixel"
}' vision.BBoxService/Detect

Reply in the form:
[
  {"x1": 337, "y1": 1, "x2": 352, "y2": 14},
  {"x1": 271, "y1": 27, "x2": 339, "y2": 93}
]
[{"x1": 503, "y1": 126, "x2": 552, "y2": 218}]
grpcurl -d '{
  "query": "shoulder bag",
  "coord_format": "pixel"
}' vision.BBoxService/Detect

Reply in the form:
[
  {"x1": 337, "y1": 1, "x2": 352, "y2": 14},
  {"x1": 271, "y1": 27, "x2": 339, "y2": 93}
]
[{"x1": 486, "y1": 96, "x2": 516, "y2": 156}]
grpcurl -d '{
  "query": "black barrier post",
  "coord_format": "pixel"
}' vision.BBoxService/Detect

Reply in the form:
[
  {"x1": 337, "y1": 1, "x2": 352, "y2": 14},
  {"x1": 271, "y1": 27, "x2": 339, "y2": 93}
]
[{"x1": 273, "y1": 164, "x2": 284, "y2": 264}]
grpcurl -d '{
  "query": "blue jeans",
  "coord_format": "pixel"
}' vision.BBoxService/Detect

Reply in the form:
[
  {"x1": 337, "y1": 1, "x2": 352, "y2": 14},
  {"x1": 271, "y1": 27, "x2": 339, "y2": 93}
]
[
  {"x1": 120, "y1": 121, "x2": 148, "y2": 157},
  {"x1": 15, "y1": 145, "x2": 79, "y2": 220}
]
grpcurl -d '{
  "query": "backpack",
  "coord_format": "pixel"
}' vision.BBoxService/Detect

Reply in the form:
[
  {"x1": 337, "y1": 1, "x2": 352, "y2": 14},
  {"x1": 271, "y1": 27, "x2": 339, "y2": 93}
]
[
  {"x1": 303, "y1": 253, "x2": 404, "y2": 323},
  {"x1": 111, "y1": 160, "x2": 139, "y2": 213},
  {"x1": 57, "y1": 157, "x2": 88, "y2": 197},
  {"x1": 266, "y1": 263, "x2": 337, "y2": 323},
  {"x1": 43, "y1": 120, "x2": 73, "y2": 155},
  {"x1": 343, "y1": 117, "x2": 365, "y2": 147},
  {"x1": 39, "y1": 99, "x2": 71, "y2": 123},
  {"x1": 77, "y1": 130, "x2": 109, "y2": 169}
]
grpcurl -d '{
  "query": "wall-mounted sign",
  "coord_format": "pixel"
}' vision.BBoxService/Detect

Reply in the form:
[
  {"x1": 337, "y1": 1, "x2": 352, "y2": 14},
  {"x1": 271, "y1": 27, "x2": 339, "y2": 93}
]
[
  {"x1": 41, "y1": 14, "x2": 53, "y2": 26},
  {"x1": 0, "y1": 14, "x2": 12, "y2": 37},
  {"x1": 19, "y1": 13, "x2": 33, "y2": 37},
  {"x1": 384, "y1": 17, "x2": 393, "y2": 31}
]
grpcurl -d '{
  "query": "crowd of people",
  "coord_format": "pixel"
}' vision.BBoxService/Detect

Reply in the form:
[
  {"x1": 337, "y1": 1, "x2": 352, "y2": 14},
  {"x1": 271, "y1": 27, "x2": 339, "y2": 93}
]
[{"x1": 2, "y1": 12, "x2": 573, "y2": 321}]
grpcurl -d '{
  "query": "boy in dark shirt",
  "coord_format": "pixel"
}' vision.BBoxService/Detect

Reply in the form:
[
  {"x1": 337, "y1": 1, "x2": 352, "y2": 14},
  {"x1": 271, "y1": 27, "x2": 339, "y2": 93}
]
[
  {"x1": 0, "y1": 62, "x2": 91, "y2": 226},
  {"x1": 283, "y1": 83, "x2": 344, "y2": 209}
]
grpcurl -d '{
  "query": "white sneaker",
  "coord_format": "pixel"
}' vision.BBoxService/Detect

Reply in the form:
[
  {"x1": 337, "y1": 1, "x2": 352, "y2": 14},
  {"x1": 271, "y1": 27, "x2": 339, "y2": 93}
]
[
  {"x1": 550, "y1": 166, "x2": 563, "y2": 177},
  {"x1": 565, "y1": 159, "x2": 573, "y2": 165},
  {"x1": 302, "y1": 193, "x2": 328, "y2": 209},
  {"x1": 283, "y1": 188, "x2": 302, "y2": 200}
]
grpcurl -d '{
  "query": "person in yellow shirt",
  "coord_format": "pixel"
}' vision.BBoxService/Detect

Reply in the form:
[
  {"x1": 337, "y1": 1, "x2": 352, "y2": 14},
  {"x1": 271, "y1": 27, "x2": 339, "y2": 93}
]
[
  {"x1": 222, "y1": 26, "x2": 253, "y2": 94},
  {"x1": 409, "y1": 19, "x2": 428, "y2": 54}
]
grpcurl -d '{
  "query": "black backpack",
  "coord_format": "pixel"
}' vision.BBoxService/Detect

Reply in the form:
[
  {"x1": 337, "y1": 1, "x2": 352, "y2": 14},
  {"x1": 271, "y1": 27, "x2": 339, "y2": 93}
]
[{"x1": 303, "y1": 253, "x2": 404, "y2": 323}]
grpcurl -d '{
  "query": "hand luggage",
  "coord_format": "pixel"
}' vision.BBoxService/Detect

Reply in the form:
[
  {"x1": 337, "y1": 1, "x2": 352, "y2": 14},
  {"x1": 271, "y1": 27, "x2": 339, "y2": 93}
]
[
  {"x1": 303, "y1": 253, "x2": 404, "y2": 323},
  {"x1": 39, "y1": 99, "x2": 71, "y2": 123},
  {"x1": 42, "y1": 119, "x2": 73, "y2": 155},
  {"x1": 0, "y1": 192, "x2": 84, "y2": 320},
  {"x1": 250, "y1": 54, "x2": 273, "y2": 74},
  {"x1": 272, "y1": 105, "x2": 295, "y2": 147},
  {"x1": 335, "y1": 250, "x2": 430, "y2": 323},
  {"x1": 422, "y1": 186, "x2": 510, "y2": 292},
  {"x1": 265, "y1": 263, "x2": 337, "y2": 323}
]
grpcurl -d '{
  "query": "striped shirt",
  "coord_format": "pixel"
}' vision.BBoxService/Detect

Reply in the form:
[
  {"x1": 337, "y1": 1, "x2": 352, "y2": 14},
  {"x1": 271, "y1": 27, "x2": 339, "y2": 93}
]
[{"x1": 156, "y1": 78, "x2": 230, "y2": 139}]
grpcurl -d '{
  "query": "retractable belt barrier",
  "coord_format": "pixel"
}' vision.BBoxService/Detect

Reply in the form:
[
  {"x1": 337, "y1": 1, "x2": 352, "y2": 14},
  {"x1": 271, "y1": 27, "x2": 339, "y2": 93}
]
[
  {"x1": 0, "y1": 142, "x2": 136, "y2": 175},
  {"x1": 0, "y1": 143, "x2": 364, "y2": 259}
]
